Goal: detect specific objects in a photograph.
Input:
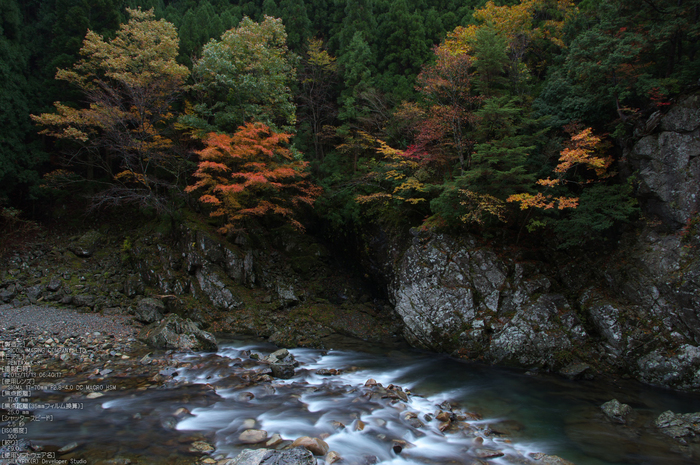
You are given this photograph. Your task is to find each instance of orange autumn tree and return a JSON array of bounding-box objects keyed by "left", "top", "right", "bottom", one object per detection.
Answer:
[{"left": 186, "top": 122, "right": 321, "bottom": 233}]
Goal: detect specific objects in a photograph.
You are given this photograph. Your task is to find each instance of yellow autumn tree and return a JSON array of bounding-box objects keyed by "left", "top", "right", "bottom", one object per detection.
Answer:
[
  {"left": 507, "top": 126, "right": 613, "bottom": 210},
  {"left": 446, "top": 0, "right": 575, "bottom": 55},
  {"left": 32, "top": 8, "right": 190, "bottom": 213}
]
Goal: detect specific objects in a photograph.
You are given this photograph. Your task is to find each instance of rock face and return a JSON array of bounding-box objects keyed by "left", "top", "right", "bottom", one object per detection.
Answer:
[
  {"left": 387, "top": 226, "right": 700, "bottom": 389},
  {"left": 390, "top": 232, "right": 587, "bottom": 371},
  {"left": 629, "top": 94, "right": 700, "bottom": 228},
  {"left": 138, "top": 314, "right": 217, "bottom": 352}
]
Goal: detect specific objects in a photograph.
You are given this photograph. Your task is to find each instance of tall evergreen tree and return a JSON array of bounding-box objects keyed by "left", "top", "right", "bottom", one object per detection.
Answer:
[{"left": 0, "top": 0, "right": 47, "bottom": 204}]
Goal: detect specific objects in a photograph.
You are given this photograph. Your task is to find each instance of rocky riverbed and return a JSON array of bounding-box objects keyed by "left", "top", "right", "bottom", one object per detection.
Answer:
[
  {"left": 4, "top": 303, "right": 700, "bottom": 464},
  {"left": 1, "top": 305, "right": 577, "bottom": 465}
]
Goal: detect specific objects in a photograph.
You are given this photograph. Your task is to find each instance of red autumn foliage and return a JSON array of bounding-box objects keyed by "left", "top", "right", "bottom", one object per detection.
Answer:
[
  {"left": 413, "top": 46, "right": 481, "bottom": 174},
  {"left": 186, "top": 122, "right": 322, "bottom": 232}
]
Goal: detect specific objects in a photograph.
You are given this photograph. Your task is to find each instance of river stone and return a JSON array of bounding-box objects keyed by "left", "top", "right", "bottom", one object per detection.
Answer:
[
  {"left": 436, "top": 411, "right": 451, "bottom": 422},
  {"left": 189, "top": 441, "right": 215, "bottom": 452},
  {"left": 239, "top": 429, "right": 268, "bottom": 444},
  {"left": 473, "top": 448, "right": 504, "bottom": 459},
  {"left": 224, "top": 447, "right": 315, "bottom": 465},
  {"left": 242, "top": 418, "right": 257, "bottom": 429},
  {"left": 269, "top": 363, "right": 295, "bottom": 379},
  {"left": 291, "top": 436, "right": 329, "bottom": 456},
  {"left": 601, "top": 399, "right": 633, "bottom": 424},
  {"left": 138, "top": 313, "right": 218, "bottom": 352},
  {"left": 264, "top": 434, "right": 284, "bottom": 448},
  {"left": 134, "top": 297, "right": 165, "bottom": 324},
  {"left": 265, "top": 348, "right": 298, "bottom": 379},
  {"left": 655, "top": 410, "right": 700, "bottom": 440},
  {"left": 528, "top": 453, "right": 576, "bottom": 464}
]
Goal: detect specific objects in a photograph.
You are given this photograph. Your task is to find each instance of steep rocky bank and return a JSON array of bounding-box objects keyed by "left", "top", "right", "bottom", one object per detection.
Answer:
[
  {"left": 379, "top": 224, "right": 699, "bottom": 390},
  {"left": 361, "top": 93, "right": 700, "bottom": 391}
]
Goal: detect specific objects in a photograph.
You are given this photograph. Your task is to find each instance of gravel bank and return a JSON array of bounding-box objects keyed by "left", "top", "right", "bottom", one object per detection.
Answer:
[{"left": 0, "top": 303, "right": 139, "bottom": 338}]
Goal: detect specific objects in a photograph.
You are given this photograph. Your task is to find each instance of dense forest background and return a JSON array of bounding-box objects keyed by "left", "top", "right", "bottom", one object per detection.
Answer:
[{"left": 1, "top": 0, "right": 698, "bottom": 250}]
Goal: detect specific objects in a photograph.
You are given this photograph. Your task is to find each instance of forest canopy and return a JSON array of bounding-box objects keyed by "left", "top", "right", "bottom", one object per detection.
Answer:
[{"left": 4, "top": 0, "right": 699, "bottom": 247}]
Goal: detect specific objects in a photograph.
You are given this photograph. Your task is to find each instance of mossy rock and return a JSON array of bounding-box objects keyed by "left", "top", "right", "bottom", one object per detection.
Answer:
[{"left": 68, "top": 230, "right": 103, "bottom": 258}]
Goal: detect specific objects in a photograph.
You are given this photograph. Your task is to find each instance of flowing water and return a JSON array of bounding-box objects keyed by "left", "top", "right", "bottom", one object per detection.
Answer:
[{"left": 22, "top": 336, "right": 700, "bottom": 464}]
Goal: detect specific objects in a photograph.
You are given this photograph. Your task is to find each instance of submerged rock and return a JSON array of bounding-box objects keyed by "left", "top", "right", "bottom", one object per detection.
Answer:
[
  {"left": 601, "top": 399, "right": 633, "bottom": 424},
  {"left": 138, "top": 314, "right": 217, "bottom": 352},
  {"left": 560, "top": 363, "right": 592, "bottom": 380}
]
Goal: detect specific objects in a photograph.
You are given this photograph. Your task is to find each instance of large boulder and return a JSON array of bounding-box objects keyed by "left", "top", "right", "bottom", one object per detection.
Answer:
[
  {"left": 223, "top": 447, "right": 315, "bottom": 465},
  {"left": 655, "top": 410, "right": 700, "bottom": 442},
  {"left": 68, "top": 230, "right": 103, "bottom": 258},
  {"left": 601, "top": 399, "right": 633, "bottom": 424},
  {"left": 138, "top": 314, "right": 217, "bottom": 352}
]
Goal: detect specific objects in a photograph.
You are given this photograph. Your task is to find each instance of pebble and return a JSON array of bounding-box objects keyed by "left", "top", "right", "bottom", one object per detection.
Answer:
[
  {"left": 58, "top": 442, "right": 79, "bottom": 453},
  {"left": 264, "top": 434, "right": 284, "bottom": 448},
  {"left": 189, "top": 441, "right": 215, "bottom": 453},
  {"left": 239, "top": 429, "right": 268, "bottom": 444},
  {"left": 242, "top": 418, "right": 257, "bottom": 429},
  {"left": 474, "top": 448, "right": 504, "bottom": 459},
  {"left": 291, "top": 436, "right": 330, "bottom": 456}
]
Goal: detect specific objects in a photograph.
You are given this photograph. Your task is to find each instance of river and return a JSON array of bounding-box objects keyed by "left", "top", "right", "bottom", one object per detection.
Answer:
[{"left": 22, "top": 336, "right": 700, "bottom": 465}]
